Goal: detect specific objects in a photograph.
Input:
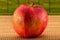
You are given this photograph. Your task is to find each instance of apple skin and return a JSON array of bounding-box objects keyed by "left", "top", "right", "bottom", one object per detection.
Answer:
[{"left": 13, "top": 4, "right": 48, "bottom": 37}]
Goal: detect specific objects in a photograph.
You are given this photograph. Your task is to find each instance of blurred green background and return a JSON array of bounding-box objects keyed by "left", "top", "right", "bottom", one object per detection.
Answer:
[{"left": 0, "top": 0, "right": 60, "bottom": 15}]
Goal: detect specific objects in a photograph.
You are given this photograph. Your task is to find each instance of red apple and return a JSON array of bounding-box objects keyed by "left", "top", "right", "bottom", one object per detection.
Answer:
[{"left": 13, "top": 4, "right": 48, "bottom": 37}]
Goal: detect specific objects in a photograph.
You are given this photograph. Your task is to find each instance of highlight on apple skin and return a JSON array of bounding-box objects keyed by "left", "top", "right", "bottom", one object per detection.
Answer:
[{"left": 13, "top": 4, "right": 48, "bottom": 38}]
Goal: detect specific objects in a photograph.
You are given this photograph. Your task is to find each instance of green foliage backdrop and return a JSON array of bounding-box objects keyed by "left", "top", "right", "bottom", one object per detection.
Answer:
[{"left": 0, "top": 0, "right": 60, "bottom": 15}]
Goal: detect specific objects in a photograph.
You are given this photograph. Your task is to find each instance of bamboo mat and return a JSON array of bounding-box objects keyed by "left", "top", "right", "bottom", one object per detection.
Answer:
[{"left": 0, "top": 15, "right": 60, "bottom": 40}]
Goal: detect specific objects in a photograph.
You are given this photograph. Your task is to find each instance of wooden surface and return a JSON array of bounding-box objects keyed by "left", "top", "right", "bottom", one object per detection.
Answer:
[{"left": 0, "top": 15, "right": 60, "bottom": 40}]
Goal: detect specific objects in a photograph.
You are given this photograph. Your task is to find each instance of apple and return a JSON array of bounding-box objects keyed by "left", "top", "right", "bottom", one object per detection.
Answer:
[{"left": 13, "top": 4, "right": 48, "bottom": 37}]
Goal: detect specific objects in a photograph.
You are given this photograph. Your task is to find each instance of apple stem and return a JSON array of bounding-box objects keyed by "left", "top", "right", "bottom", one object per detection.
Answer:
[{"left": 32, "top": 0, "right": 35, "bottom": 7}]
